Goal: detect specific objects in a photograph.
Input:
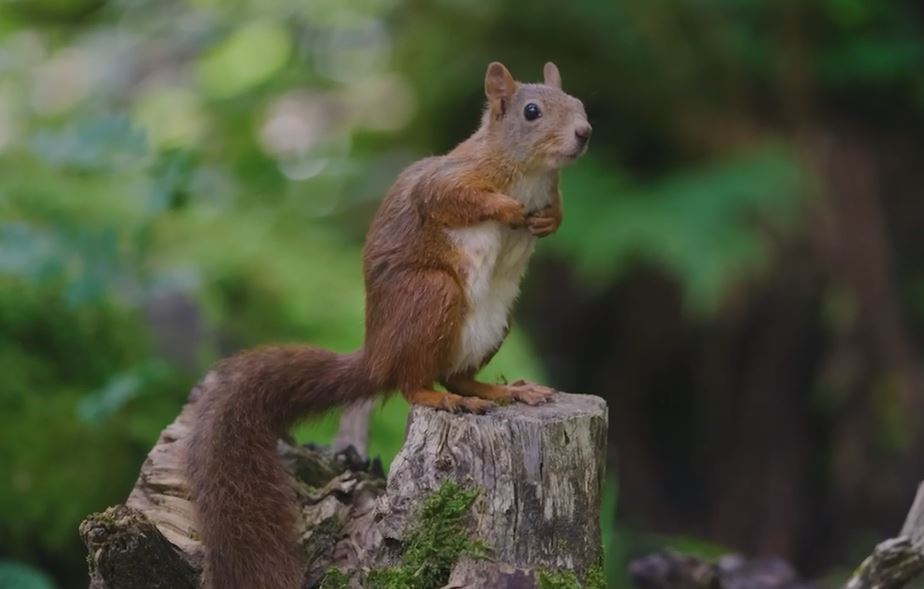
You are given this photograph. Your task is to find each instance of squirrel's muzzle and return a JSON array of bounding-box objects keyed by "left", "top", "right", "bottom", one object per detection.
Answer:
[{"left": 575, "top": 123, "right": 592, "bottom": 148}]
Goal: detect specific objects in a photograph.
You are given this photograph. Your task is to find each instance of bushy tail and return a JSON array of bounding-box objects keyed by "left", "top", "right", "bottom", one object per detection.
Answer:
[{"left": 186, "top": 346, "right": 376, "bottom": 589}]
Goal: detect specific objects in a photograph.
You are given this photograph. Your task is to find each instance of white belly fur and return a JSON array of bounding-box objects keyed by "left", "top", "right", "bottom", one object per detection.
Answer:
[{"left": 446, "top": 173, "right": 554, "bottom": 374}]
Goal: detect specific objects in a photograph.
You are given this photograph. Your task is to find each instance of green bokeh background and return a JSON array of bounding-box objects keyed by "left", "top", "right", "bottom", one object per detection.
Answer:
[{"left": 1, "top": 0, "right": 923, "bottom": 587}]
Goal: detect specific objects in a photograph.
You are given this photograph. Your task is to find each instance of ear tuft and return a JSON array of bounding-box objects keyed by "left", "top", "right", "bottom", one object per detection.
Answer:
[
  {"left": 543, "top": 61, "right": 562, "bottom": 89},
  {"left": 485, "top": 61, "right": 516, "bottom": 115}
]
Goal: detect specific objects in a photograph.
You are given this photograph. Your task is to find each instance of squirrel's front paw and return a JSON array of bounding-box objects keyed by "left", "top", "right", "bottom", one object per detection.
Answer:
[
  {"left": 495, "top": 198, "right": 527, "bottom": 229},
  {"left": 525, "top": 206, "right": 561, "bottom": 237}
]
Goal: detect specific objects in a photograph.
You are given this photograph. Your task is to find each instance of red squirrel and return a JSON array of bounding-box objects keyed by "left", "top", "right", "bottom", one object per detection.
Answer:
[{"left": 186, "top": 61, "right": 591, "bottom": 589}]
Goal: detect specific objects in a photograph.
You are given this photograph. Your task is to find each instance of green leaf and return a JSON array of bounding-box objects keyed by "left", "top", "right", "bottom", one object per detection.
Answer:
[
  {"left": 197, "top": 21, "right": 293, "bottom": 98},
  {"left": 29, "top": 115, "right": 150, "bottom": 172}
]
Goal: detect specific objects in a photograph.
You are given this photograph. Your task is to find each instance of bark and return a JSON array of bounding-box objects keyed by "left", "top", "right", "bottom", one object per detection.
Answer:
[
  {"left": 377, "top": 392, "right": 609, "bottom": 586},
  {"left": 842, "top": 538, "right": 924, "bottom": 589},
  {"left": 79, "top": 400, "right": 385, "bottom": 589},
  {"left": 334, "top": 399, "right": 375, "bottom": 458},
  {"left": 843, "top": 482, "right": 924, "bottom": 589},
  {"left": 900, "top": 482, "right": 924, "bottom": 544},
  {"left": 79, "top": 392, "right": 608, "bottom": 588}
]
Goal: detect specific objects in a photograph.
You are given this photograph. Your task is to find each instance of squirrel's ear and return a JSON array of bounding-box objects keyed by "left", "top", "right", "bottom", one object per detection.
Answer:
[
  {"left": 543, "top": 62, "right": 562, "bottom": 89},
  {"left": 485, "top": 61, "right": 516, "bottom": 116}
]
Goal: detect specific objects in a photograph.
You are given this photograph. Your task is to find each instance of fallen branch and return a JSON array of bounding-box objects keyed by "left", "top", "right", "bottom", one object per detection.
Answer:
[{"left": 843, "top": 482, "right": 924, "bottom": 589}]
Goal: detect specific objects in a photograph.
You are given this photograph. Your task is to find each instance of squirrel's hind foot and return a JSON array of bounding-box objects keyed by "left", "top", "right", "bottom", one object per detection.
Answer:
[
  {"left": 440, "top": 376, "right": 554, "bottom": 406},
  {"left": 403, "top": 389, "right": 496, "bottom": 414}
]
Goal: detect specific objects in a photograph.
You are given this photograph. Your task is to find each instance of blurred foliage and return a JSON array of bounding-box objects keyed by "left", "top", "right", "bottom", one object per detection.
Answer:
[
  {"left": 554, "top": 147, "right": 805, "bottom": 313},
  {"left": 0, "top": 0, "right": 922, "bottom": 587},
  {"left": 0, "top": 561, "right": 55, "bottom": 589}
]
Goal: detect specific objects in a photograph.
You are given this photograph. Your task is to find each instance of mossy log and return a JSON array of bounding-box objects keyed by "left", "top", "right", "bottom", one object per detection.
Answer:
[
  {"left": 80, "top": 391, "right": 609, "bottom": 588},
  {"left": 79, "top": 399, "right": 385, "bottom": 589}
]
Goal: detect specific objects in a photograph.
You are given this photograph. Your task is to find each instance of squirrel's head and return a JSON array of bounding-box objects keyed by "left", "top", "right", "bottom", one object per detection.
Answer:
[{"left": 481, "top": 61, "right": 591, "bottom": 172}]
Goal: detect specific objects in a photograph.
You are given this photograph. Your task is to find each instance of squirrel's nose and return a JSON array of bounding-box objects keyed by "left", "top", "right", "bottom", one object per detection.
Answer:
[{"left": 575, "top": 124, "right": 592, "bottom": 146}]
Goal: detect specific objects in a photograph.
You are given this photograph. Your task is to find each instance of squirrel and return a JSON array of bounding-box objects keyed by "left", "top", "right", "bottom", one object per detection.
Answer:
[{"left": 186, "top": 61, "right": 591, "bottom": 589}]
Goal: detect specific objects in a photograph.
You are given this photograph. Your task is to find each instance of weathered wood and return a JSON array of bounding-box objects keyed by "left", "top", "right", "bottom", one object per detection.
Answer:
[
  {"left": 841, "top": 482, "right": 924, "bottom": 589},
  {"left": 334, "top": 399, "right": 375, "bottom": 458},
  {"left": 81, "top": 505, "right": 198, "bottom": 589},
  {"left": 122, "top": 404, "right": 202, "bottom": 563},
  {"left": 80, "top": 391, "right": 608, "bottom": 588},
  {"left": 900, "top": 482, "right": 924, "bottom": 545},
  {"left": 374, "top": 392, "right": 608, "bottom": 586},
  {"left": 79, "top": 398, "right": 385, "bottom": 589},
  {"left": 843, "top": 538, "right": 924, "bottom": 589}
]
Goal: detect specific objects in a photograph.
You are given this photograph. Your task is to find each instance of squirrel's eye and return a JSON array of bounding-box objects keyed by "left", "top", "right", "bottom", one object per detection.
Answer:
[{"left": 523, "top": 103, "right": 541, "bottom": 121}]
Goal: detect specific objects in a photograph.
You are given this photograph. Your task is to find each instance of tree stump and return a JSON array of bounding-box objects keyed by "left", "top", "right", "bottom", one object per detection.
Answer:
[
  {"left": 79, "top": 391, "right": 608, "bottom": 588},
  {"left": 375, "top": 392, "right": 608, "bottom": 587}
]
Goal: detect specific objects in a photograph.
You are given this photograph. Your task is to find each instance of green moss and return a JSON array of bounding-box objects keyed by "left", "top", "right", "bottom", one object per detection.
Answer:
[
  {"left": 538, "top": 569, "right": 582, "bottom": 589},
  {"left": 319, "top": 567, "right": 350, "bottom": 589},
  {"left": 302, "top": 515, "right": 344, "bottom": 564},
  {"left": 365, "top": 481, "right": 486, "bottom": 589},
  {"left": 584, "top": 559, "right": 607, "bottom": 589},
  {"left": 537, "top": 556, "right": 606, "bottom": 589}
]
